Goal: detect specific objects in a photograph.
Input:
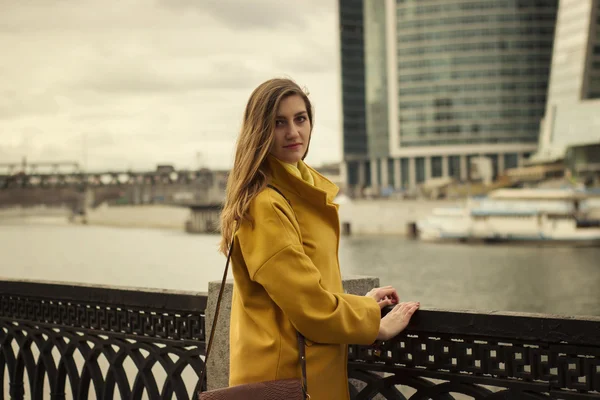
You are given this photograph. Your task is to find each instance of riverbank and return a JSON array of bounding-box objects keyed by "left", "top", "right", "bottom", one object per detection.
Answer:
[
  {"left": 2, "top": 200, "right": 457, "bottom": 235},
  {"left": 338, "top": 199, "right": 461, "bottom": 235},
  {"left": 81, "top": 203, "right": 190, "bottom": 231},
  {"left": 82, "top": 200, "right": 453, "bottom": 235},
  {"left": 0, "top": 206, "right": 71, "bottom": 226}
]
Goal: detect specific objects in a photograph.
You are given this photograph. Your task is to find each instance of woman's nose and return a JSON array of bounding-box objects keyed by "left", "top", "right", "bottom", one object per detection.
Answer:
[{"left": 285, "top": 124, "right": 300, "bottom": 139}]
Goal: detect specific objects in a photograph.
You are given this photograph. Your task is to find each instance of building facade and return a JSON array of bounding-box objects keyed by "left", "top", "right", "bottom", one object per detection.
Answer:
[
  {"left": 339, "top": 0, "right": 368, "bottom": 162},
  {"left": 338, "top": 0, "right": 559, "bottom": 195},
  {"left": 532, "top": 0, "right": 600, "bottom": 167}
]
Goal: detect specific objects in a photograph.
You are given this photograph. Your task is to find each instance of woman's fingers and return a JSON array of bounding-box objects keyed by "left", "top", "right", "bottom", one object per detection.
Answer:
[
  {"left": 379, "top": 301, "right": 420, "bottom": 340},
  {"left": 388, "top": 289, "right": 400, "bottom": 302},
  {"left": 367, "top": 286, "right": 400, "bottom": 301},
  {"left": 368, "top": 287, "right": 412, "bottom": 312},
  {"left": 378, "top": 297, "right": 394, "bottom": 307},
  {"left": 392, "top": 301, "right": 419, "bottom": 316},
  {"left": 376, "top": 287, "right": 399, "bottom": 301},
  {"left": 403, "top": 303, "right": 419, "bottom": 318}
]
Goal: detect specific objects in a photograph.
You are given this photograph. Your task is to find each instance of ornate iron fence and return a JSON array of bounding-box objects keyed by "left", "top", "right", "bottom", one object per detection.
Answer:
[
  {"left": 2, "top": 279, "right": 599, "bottom": 399},
  {"left": 0, "top": 280, "right": 207, "bottom": 400},
  {"left": 349, "top": 309, "right": 600, "bottom": 399}
]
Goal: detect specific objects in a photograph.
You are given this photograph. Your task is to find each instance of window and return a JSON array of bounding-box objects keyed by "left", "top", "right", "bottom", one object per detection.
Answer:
[
  {"left": 449, "top": 156, "right": 461, "bottom": 179},
  {"left": 431, "top": 156, "right": 443, "bottom": 177},
  {"left": 415, "top": 157, "right": 426, "bottom": 183},
  {"left": 401, "top": 158, "right": 410, "bottom": 188}
]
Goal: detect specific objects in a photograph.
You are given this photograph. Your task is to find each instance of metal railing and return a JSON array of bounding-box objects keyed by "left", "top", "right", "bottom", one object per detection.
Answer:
[
  {"left": 1, "top": 279, "right": 599, "bottom": 399},
  {"left": 349, "top": 308, "right": 600, "bottom": 399},
  {"left": 0, "top": 280, "right": 207, "bottom": 400}
]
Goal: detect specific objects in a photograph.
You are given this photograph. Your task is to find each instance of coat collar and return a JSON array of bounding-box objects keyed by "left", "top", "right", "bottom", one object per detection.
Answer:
[{"left": 266, "top": 154, "right": 339, "bottom": 205}]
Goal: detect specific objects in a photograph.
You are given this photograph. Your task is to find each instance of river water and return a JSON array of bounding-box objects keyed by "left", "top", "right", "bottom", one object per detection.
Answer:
[{"left": 1, "top": 219, "right": 598, "bottom": 317}]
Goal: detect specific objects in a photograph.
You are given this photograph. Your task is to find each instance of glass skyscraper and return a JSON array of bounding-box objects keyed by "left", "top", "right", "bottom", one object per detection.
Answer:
[
  {"left": 339, "top": 0, "right": 368, "bottom": 187},
  {"left": 338, "top": 0, "right": 559, "bottom": 194}
]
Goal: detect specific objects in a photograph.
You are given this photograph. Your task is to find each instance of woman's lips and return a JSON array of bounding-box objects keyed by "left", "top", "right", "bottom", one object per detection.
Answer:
[{"left": 284, "top": 143, "right": 302, "bottom": 149}]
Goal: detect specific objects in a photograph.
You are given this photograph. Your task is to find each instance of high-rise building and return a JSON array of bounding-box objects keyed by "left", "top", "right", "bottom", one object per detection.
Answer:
[
  {"left": 338, "top": 0, "right": 559, "bottom": 194},
  {"left": 532, "top": 0, "right": 600, "bottom": 169},
  {"left": 339, "top": 0, "right": 368, "bottom": 161}
]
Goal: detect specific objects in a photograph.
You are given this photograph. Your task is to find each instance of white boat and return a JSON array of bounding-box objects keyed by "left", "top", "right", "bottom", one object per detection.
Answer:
[{"left": 416, "top": 188, "right": 600, "bottom": 245}]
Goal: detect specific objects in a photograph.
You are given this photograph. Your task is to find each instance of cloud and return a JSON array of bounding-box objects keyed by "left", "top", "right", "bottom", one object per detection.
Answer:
[
  {"left": 82, "top": 131, "right": 116, "bottom": 148},
  {"left": 71, "top": 66, "right": 205, "bottom": 95},
  {"left": 69, "top": 56, "right": 269, "bottom": 95},
  {"left": 0, "top": 0, "right": 201, "bottom": 33},
  {"left": 0, "top": 90, "right": 62, "bottom": 119},
  {"left": 158, "top": 0, "right": 330, "bottom": 31},
  {"left": 0, "top": 0, "right": 342, "bottom": 171}
]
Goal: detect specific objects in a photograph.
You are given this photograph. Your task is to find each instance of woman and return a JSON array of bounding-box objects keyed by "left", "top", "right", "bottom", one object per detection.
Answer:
[{"left": 219, "top": 78, "right": 419, "bottom": 400}]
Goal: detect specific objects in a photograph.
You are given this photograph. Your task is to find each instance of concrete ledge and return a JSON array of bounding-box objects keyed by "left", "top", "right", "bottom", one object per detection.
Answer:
[{"left": 205, "top": 275, "right": 380, "bottom": 390}]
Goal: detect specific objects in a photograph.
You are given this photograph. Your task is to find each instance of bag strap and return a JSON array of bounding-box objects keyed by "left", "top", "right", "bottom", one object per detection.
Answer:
[
  {"left": 199, "top": 184, "right": 308, "bottom": 399},
  {"left": 198, "top": 231, "right": 234, "bottom": 392}
]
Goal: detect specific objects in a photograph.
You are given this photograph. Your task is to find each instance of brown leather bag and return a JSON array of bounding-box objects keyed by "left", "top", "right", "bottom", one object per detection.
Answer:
[{"left": 198, "top": 185, "right": 309, "bottom": 399}]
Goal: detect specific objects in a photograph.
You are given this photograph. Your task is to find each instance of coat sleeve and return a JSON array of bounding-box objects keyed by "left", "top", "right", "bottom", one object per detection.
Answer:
[{"left": 237, "top": 191, "right": 381, "bottom": 345}]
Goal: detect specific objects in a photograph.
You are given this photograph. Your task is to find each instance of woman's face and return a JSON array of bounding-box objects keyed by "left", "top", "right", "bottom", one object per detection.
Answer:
[{"left": 269, "top": 94, "right": 311, "bottom": 165}]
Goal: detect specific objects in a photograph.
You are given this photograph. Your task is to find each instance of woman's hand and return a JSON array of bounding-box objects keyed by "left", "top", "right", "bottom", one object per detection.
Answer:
[
  {"left": 376, "top": 301, "right": 420, "bottom": 341},
  {"left": 365, "top": 286, "right": 399, "bottom": 309}
]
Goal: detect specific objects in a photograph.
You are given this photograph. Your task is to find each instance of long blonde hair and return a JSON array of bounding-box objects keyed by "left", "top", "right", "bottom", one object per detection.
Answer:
[{"left": 219, "top": 78, "right": 314, "bottom": 255}]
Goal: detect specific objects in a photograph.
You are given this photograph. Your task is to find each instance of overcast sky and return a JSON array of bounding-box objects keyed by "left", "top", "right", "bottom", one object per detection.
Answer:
[{"left": 0, "top": 0, "right": 342, "bottom": 172}]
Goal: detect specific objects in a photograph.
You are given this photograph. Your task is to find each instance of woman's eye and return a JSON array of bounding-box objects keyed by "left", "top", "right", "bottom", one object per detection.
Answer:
[
  {"left": 275, "top": 120, "right": 285, "bottom": 126},
  {"left": 297, "top": 116, "right": 306, "bottom": 123}
]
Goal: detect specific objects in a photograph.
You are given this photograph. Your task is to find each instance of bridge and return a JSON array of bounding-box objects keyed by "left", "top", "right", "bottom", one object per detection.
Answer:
[
  {"left": 0, "top": 160, "right": 225, "bottom": 189},
  {"left": 0, "top": 160, "right": 80, "bottom": 176},
  {"left": 0, "top": 160, "right": 228, "bottom": 213}
]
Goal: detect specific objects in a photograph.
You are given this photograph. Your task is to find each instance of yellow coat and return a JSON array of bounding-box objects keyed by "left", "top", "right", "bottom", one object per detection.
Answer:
[{"left": 229, "top": 155, "right": 381, "bottom": 400}]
